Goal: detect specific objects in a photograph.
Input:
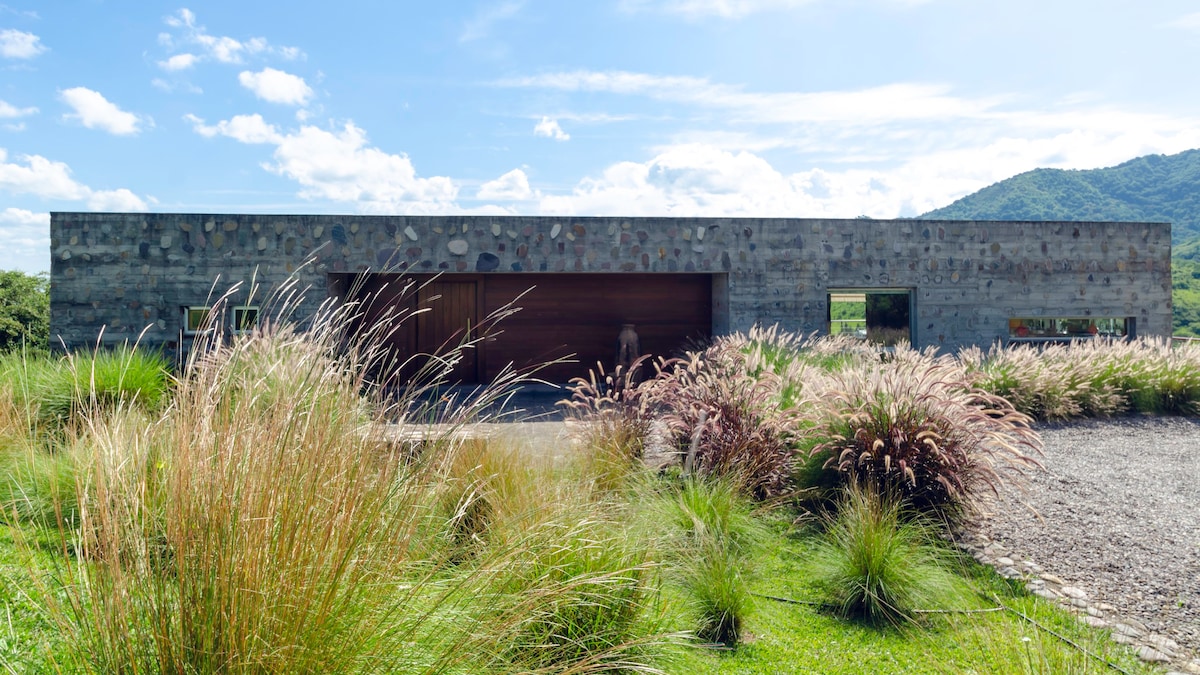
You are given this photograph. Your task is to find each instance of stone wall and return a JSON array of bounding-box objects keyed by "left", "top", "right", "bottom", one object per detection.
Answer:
[{"left": 49, "top": 213, "right": 1172, "bottom": 354}]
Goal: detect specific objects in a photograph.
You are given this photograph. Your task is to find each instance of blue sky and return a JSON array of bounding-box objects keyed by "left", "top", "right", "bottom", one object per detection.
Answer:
[{"left": 3, "top": 1, "right": 1200, "bottom": 273}]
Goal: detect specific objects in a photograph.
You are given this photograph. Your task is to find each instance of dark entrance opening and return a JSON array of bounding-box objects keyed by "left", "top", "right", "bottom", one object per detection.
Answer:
[{"left": 335, "top": 273, "right": 714, "bottom": 384}]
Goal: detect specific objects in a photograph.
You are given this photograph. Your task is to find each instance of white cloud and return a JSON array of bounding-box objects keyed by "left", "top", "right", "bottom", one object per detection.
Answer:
[
  {"left": 86, "top": 188, "right": 149, "bottom": 212},
  {"left": 0, "top": 207, "right": 47, "bottom": 227},
  {"left": 503, "top": 67, "right": 1200, "bottom": 216},
  {"left": 1164, "top": 11, "right": 1200, "bottom": 31},
  {"left": 151, "top": 77, "right": 202, "bottom": 94},
  {"left": 59, "top": 87, "right": 148, "bottom": 136},
  {"left": 185, "top": 113, "right": 282, "bottom": 144},
  {"left": 186, "top": 116, "right": 458, "bottom": 213},
  {"left": 533, "top": 116, "right": 570, "bottom": 141},
  {"left": 0, "top": 28, "right": 45, "bottom": 58},
  {"left": 238, "top": 67, "right": 314, "bottom": 106},
  {"left": 165, "top": 8, "right": 196, "bottom": 28},
  {"left": 460, "top": 1, "right": 525, "bottom": 42},
  {"left": 0, "top": 148, "right": 148, "bottom": 210},
  {"left": 160, "top": 8, "right": 304, "bottom": 66},
  {"left": 540, "top": 125, "right": 1200, "bottom": 218},
  {"left": 0, "top": 208, "right": 49, "bottom": 273},
  {"left": 158, "top": 52, "right": 198, "bottom": 71},
  {"left": 478, "top": 168, "right": 535, "bottom": 200},
  {"left": 501, "top": 71, "right": 998, "bottom": 125},
  {"left": 0, "top": 99, "right": 36, "bottom": 119}
]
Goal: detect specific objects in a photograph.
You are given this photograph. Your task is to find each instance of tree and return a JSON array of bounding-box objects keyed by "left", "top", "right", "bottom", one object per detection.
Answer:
[{"left": 0, "top": 270, "right": 50, "bottom": 352}]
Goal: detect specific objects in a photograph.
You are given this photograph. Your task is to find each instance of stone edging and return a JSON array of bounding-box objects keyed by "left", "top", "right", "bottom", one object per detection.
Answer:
[{"left": 956, "top": 529, "right": 1200, "bottom": 674}]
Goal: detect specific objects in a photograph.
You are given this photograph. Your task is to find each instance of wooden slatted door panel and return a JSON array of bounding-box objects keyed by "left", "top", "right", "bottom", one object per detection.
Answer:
[
  {"left": 482, "top": 274, "right": 712, "bottom": 382},
  {"left": 417, "top": 280, "right": 479, "bottom": 383},
  {"left": 344, "top": 274, "right": 417, "bottom": 356}
]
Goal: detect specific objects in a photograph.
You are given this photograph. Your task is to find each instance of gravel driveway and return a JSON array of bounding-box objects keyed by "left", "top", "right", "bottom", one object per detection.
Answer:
[{"left": 974, "top": 417, "right": 1200, "bottom": 658}]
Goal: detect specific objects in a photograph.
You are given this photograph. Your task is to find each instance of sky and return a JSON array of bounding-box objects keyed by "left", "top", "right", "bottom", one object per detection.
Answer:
[{"left": 3, "top": 1, "right": 1200, "bottom": 273}]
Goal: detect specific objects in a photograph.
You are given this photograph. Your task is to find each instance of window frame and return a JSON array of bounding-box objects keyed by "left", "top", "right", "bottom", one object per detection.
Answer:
[
  {"left": 232, "top": 305, "right": 260, "bottom": 335},
  {"left": 182, "top": 306, "right": 212, "bottom": 336}
]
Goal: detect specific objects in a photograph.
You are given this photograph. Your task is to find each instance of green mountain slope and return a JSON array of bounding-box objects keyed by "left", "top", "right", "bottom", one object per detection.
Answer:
[
  {"left": 921, "top": 148, "right": 1200, "bottom": 336},
  {"left": 924, "top": 149, "right": 1200, "bottom": 242}
]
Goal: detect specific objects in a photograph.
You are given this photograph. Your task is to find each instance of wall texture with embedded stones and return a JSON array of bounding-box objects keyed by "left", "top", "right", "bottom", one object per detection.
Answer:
[{"left": 49, "top": 213, "right": 1172, "bottom": 356}]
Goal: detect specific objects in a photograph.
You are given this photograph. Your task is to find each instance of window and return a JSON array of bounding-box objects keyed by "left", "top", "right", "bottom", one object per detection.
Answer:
[
  {"left": 183, "top": 306, "right": 211, "bottom": 335},
  {"left": 1008, "top": 316, "right": 1130, "bottom": 339},
  {"left": 828, "top": 289, "right": 912, "bottom": 346},
  {"left": 232, "top": 306, "right": 260, "bottom": 334}
]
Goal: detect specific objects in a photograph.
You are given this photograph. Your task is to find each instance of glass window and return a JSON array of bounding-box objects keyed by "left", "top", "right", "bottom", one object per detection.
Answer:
[
  {"left": 232, "top": 306, "right": 260, "bottom": 334},
  {"left": 1008, "top": 317, "right": 1128, "bottom": 339},
  {"left": 183, "top": 306, "right": 211, "bottom": 335}
]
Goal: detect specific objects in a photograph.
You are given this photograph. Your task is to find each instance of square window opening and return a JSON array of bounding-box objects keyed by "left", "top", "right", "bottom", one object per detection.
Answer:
[
  {"left": 233, "top": 306, "right": 260, "bottom": 334},
  {"left": 183, "top": 306, "right": 212, "bottom": 335},
  {"left": 828, "top": 289, "right": 912, "bottom": 346}
]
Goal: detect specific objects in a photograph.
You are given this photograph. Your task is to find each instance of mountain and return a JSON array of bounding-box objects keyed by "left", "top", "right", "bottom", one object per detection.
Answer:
[
  {"left": 921, "top": 148, "right": 1200, "bottom": 336},
  {"left": 923, "top": 149, "right": 1200, "bottom": 242}
]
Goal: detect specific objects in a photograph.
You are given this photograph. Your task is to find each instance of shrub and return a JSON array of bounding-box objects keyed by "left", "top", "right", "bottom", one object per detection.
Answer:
[
  {"left": 809, "top": 484, "right": 961, "bottom": 625},
  {"left": 806, "top": 357, "right": 1041, "bottom": 524}
]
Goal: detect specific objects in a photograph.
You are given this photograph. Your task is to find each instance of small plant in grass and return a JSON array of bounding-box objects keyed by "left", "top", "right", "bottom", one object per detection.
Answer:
[
  {"left": 809, "top": 483, "right": 962, "bottom": 626},
  {"left": 650, "top": 477, "right": 768, "bottom": 647},
  {"left": 685, "top": 537, "right": 748, "bottom": 646},
  {"left": 806, "top": 357, "right": 1042, "bottom": 525}
]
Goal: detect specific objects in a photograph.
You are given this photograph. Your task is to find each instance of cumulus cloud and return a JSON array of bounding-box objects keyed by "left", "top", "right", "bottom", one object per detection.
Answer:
[
  {"left": 158, "top": 52, "right": 198, "bottom": 71},
  {"left": 477, "top": 168, "right": 535, "bottom": 201},
  {"left": 0, "top": 148, "right": 149, "bottom": 211},
  {"left": 536, "top": 120, "right": 1200, "bottom": 219},
  {"left": 185, "top": 115, "right": 458, "bottom": 213},
  {"left": 158, "top": 8, "right": 304, "bottom": 67},
  {"left": 502, "top": 67, "right": 1200, "bottom": 216},
  {"left": 0, "top": 28, "right": 45, "bottom": 58},
  {"left": 0, "top": 99, "right": 36, "bottom": 119},
  {"left": 533, "top": 116, "right": 570, "bottom": 141},
  {"left": 238, "top": 67, "right": 314, "bottom": 106},
  {"left": 59, "top": 87, "right": 148, "bottom": 135},
  {"left": 185, "top": 113, "right": 282, "bottom": 144},
  {"left": 0, "top": 208, "right": 50, "bottom": 273}
]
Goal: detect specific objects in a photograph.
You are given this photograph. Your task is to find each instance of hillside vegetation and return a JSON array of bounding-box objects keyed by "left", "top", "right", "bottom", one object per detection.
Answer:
[{"left": 922, "top": 148, "right": 1200, "bottom": 336}]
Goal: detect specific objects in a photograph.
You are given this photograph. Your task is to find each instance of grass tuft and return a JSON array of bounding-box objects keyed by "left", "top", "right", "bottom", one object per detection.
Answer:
[{"left": 809, "top": 484, "right": 962, "bottom": 626}]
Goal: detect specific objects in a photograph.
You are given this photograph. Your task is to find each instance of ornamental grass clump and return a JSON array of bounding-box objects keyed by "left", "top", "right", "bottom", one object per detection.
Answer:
[
  {"left": 562, "top": 358, "right": 657, "bottom": 493},
  {"left": 0, "top": 345, "right": 171, "bottom": 432},
  {"left": 30, "top": 287, "right": 525, "bottom": 673},
  {"left": 961, "top": 337, "right": 1200, "bottom": 420},
  {"left": 651, "top": 343, "right": 808, "bottom": 500},
  {"left": 644, "top": 477, "right": 768, "bottom": 647},
  {"left": 806, "top": 357, "right": 1041, "bottom": 525},
  {"left": 488, "top": 511, "right": 660, "bottom": 673},
  {"left": 809, "top": 483, "right": 961, "bottom": 626}
]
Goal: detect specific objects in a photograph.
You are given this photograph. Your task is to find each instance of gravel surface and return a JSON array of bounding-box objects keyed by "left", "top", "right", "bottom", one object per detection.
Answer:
[{"left": 974, "top": 417, "right": 1200, "bottom": 658}]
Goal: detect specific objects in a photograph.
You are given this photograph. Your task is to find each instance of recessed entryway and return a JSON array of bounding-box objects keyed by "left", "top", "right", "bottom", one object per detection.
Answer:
[{"left": 336, "top": 273, "right": 717, "bottom": 384}]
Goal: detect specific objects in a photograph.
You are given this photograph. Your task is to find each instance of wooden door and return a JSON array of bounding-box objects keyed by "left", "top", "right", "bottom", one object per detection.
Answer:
[{"left": 417, "top": 280, "right": 479, "bottom": 383}]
